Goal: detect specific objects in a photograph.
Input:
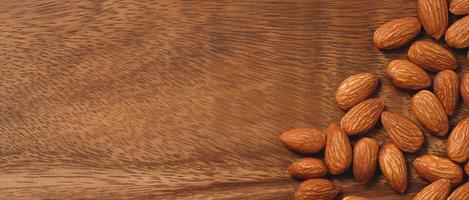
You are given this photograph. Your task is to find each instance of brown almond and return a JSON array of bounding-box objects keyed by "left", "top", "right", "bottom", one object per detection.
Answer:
[
  {"left": 325, "top": 123, "right": 352, "bottom": 175},
  {"left": 353, "top": 137, "right": 379, "bottom": 184},
  {"left": 343, "top": 196, "right": 370, "bottom": 200},
  {"left": 448, "top": 182, "right": 469, "bottom": 200},
  {"left": 379, "top": 143, "right": 407, "bottom": 193},
  {"left": 461, "top": 73, "right": 469, "bottom": 105},
  {"left": 341, "top": 98, "right": 384, "bottom": 136},
  {"left": 413, "top": 154, "right": 463, "bottom": 185},
  {"left": 408, "top": 40, "right": 458, "bottom": 72},
  {"left": 279, "top": 128, "right": 326, "bottom": 154},
  {"left": 447, "top": 118, "right": 469, "bottom": 163},
  {"left": 413, "top": 179, "right": 451, "bottom": 200},
  {"left": 446, "top": 15, "right": 469, "bottom": 48},
  {"left": 418, "top": 0, "right": 448, "bottom": 40},
  {"left": 294, "top": 178, "right": 340, "bottom": 200},
  {"left": 434, "top": 70, "right": 459, "bottom": 116},
  {"left": 288, "top": 158, "right": 328, "bottom": 180},
  {"left": 386, "top": 59, "right": 431, "bottom": 90},
  {"left": 450, "top": 0, "right": 469, "bottom": 15},
  {"left": 411, "top": 90, "right": 448, "bottom": 136},
  {"left": 381, "top": 111, "right": 424, "bottom": 153},
  {"left": 335, "top": 73, "right": 379, "bottom": 110},
  {"left": 373, "top": 17, "right": 421, "bottom": 49}
]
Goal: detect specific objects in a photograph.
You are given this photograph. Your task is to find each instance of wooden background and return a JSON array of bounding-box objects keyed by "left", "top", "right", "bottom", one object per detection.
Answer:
[{"left": 0, "top": 0, "right": 467, "bottom": 199}]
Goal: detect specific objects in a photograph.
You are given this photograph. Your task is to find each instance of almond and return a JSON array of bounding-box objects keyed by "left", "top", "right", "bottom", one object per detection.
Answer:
[
  {"left": 448, "top": 182, "right": 469, "bottom": 200},
  {"left": 408, "top": 40, "right": 458, "bottom": 72},
  {"left": 294, "top": 178, "right": 340, "bottom": 200},
  {"left": 413, "top": 179, "right": 451, "bottom": 200},
  {"left": 413, "top": 154, "right": 463, "bottom": 185},
  {"left": 445, "top": 15, "right": 469, "bottom": 48},
  {"left": 373, "top": 17, "right": 421, "bottom": 49},
  {"left": 325, "top": 123, "right": 352, "bottom": 175},
  {"left": 341, "top": 98, "right": 384, "bottom": 136},
  {"left": 353, "top": 137, "right": 379, "bottom": 184},
  {"left": 335, "top": 73, "right": 379, "bottom": 110},
  {"left": 450, "top": 0, "right": 469, "bottom": 15},
  {"left": 279, "top": 128, "right": 326, "bottom": 154},
  {"left": 386, "top": 59, "right": 431, "bottom": 90},
  {"left": 379, "top": 143, "right": 407, "bottom": 193},
  {"left": 433, "top": 70, "right": 459, "bottom": 116},
  {"left": 411, "top": 90, "right": 448, "bottom": 136},
  {"left": 381, "top": 111, "right": 424, "bottom": 153},
  {"left": 447, "top": 118, "right": 469, "bottom": 163},
  {"left": 418, "top": 0, "right": 448, "bottom": 40},
  {"left": 343, "top": 196, "right": 370, "bottom": 200},
  {"left": 461, "top": 73, "right": 469, "bottom": 105},
  {"left": 288, "top": 158, "right": 328, "bottom": 179}
]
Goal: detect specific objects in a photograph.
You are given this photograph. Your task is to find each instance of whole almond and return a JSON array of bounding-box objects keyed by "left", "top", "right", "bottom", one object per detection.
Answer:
[
  {"left": 279, "top": 128, "right": 326, "bottom": 154},
  {"left": 353, "top": 137, "right": 379, "bottom": 184},
  {"left": 413, "top": 154, "right": 463, "bottom": 185},
  {"left": 386, "top": 59, "right": 431, "bottom": 90},
  {"left": 411, "top": 90, "right": 448, "bottom": 136},
  {"left": 418, "top": 0, "right": 448, "bottom": 40},
  {"left": 343, "top": 196, "right": 370, "bottom": 200},
  {"left": 413, "top": 179, "right": 451, "bottom": 200},
  {"left": 447, "top": 118, "right": 469, "bottom": 163},
  {"left": 381, "top": 111, "right": 424, "bottom": 152},
  {"left": 461, "top": 73, "right": 469, "bottom": 105},
  {"left": 341, "top": 98, "right": 384, "bottom": 136},
  {"left": 408, "top": 40, "right": 458, "bottom": 72},
  {"left": 335, "top": 73, "right": 379, "bottom": 110},
  {"left": 450, "top": 0, "right": 469, "bottom": 15},
  {"left": 325, "top": 123, "right": 352, "bottom": 175},
  {"left": 294, "top": 178, "right": 340, "bottom": 200},
  {"left": 448, "top": 182, "right": 469, "bottom": 200},
  {"left": 433, "top": 70, "right": 459, "bottom": 116},
  {"left": 288, "top": 158, "right": 328, "bottom": 179},
  {"left": 379, "top": 143, "right": 407, "bottom": 193},
  {"left": 445, "top": 15, "right": 469, "bottom": 48},
  {"left": 373, "top": 17, "right": 421, "bottom": 49}
]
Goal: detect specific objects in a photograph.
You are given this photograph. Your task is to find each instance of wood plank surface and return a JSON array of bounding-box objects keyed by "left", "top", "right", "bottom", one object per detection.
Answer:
[{"left": 0, "top": 0, "right": 467, "bottom": 199}]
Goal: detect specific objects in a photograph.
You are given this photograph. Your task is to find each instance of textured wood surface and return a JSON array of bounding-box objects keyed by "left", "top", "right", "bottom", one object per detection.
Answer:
[{"left": 0, "top": 1, "right": 467, "bottom": 199}]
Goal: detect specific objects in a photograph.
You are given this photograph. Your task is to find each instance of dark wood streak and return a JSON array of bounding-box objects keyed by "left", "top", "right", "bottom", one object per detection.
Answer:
[{"left": 0, "top": 0, "right": 467, "bottom": 199}]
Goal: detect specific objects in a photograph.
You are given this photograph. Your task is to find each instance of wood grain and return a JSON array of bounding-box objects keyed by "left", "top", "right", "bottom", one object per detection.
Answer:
[{"left": 0, "top": 0, "right": 467, "bottom": 199}]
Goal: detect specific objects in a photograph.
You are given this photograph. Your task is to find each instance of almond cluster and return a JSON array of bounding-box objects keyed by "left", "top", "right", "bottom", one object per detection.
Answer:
[{"left": 279, "top": 1, "right": 469, "bottom": 199}]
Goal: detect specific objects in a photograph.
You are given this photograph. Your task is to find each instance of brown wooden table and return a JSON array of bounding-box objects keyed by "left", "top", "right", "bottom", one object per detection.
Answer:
[{"left": 1, "top": 1, "right": 467, "bottom": 199}]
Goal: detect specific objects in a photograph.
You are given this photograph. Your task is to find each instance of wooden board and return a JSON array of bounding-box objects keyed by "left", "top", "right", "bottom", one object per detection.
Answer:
[{"left": 0, "top": 1, "right": 467, "bottom": 199}]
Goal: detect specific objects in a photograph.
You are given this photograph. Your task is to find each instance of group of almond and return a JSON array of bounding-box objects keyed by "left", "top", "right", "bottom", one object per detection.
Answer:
[{"left": 279, "top": 0, "right": 469, "bottom": 199}]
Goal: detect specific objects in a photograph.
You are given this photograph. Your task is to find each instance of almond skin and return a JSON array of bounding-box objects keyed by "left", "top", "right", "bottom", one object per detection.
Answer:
[
  {"left": 411, "top": 90, "right": 448, "bottom": 136},
  {"left": 279, "top": 128, "right": 326, "bottom": 154},
  {"left": 288, "top": 158, "right": 328, "bottom": 180},
  {"left": 448, "top": 182, "right": 469, "bottom": 200},
  {"left": 353, "top": 137, "right": 379, "bottom": 184},
  {"left": 447, "top": 118, "right": 469, "bottom": 163},
  {"left": 381, "top": 111, "right": 424, "bottom": 153},
  {"left": 413, "top": 179, "right": 451, "bottom": 200},
  {"left": 446, "top": 15, "right": 469, "bottom": 48},
  {"left": 373, "top": 17, "right": 421, "bottom": 49},
  {"left": 343, "top": 196, "right": 370, "bottom": 200},
  {"left": 461, "top": 73, "right": 469, "bottom": 105},
  {"left": 408, "top": 40, "right": 458, "bottom": 72},
  {"left": 325, "top": 123, "right": 352, "bottom": 175},
  {"left": 386, "top": 59, "right": 431, "bottom": 90},
  {"left": 341, "top": 98, "right": 384, "bottom": 136},
  {"left": 418, "top": 0, "right": 448, "bottom": 40},
  {"left": 450, "top": 0, "right": 469, "bottom": 15},
  {"left": 335, "top": 73, "right": 379, "bottom": 110},
  {"left": 294, "top": 178, "right": 340, "bottom": 200},
  {"left": 379, "top": 143, "right": 407, "bottom": 193},
  {"left": 433, "top": 70, "right": 459, "bottom": 116},
  {"left": 413, "top": 154, "right": 463, "bottom": 185}
]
